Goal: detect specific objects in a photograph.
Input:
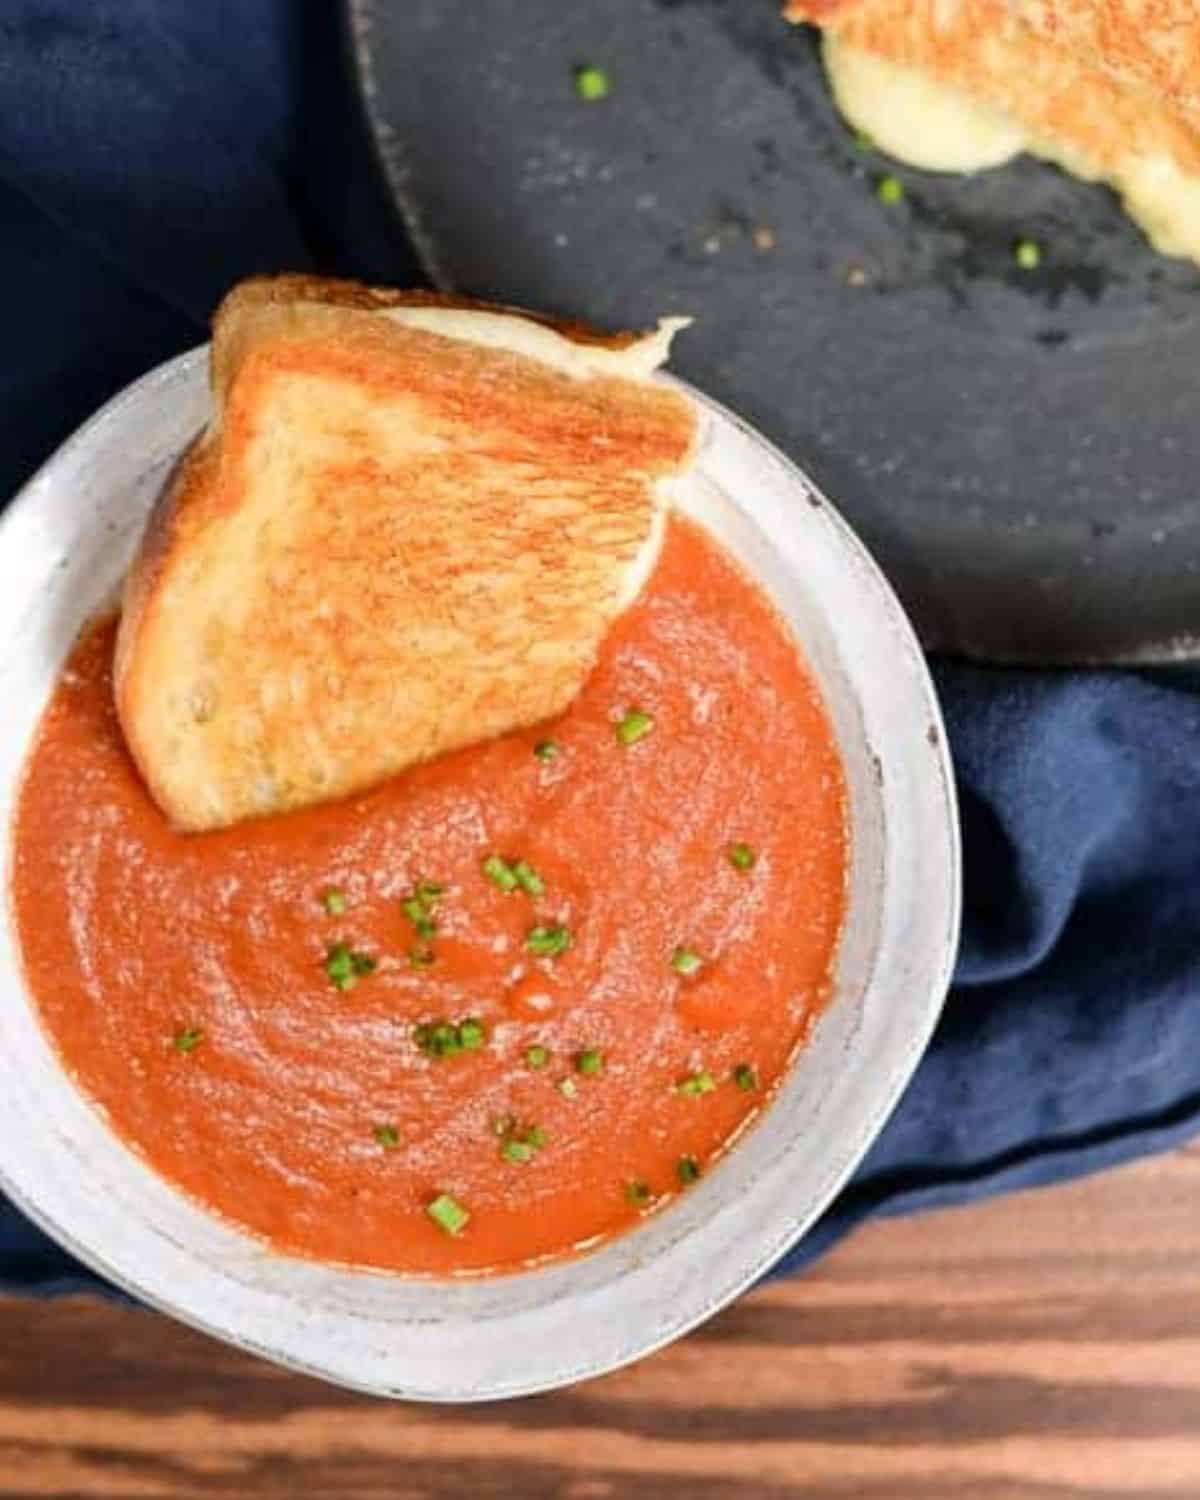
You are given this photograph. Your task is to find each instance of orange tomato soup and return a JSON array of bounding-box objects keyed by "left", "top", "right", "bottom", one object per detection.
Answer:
[{"left": 11, "top": 517, "right": 847, "bottom": 1275}]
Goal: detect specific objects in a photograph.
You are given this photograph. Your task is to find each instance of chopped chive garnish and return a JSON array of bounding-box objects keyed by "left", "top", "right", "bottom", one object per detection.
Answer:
[
  {"left": 676, "top": 1069, "right": 716, "bottom": 1097},
  {"left": 670, "top": 946, "right": 703, "bottom": 977},
  {"left": 482, "top": 854, "right": 519, "bottom": 892},
  {"left": 625, "top": 1179, "right": 651, "bottom": 1206},
  {"left": 409, "top": 944, "right": 435, "bottom": 969},
  {"left": 402, "top": 883, "right": 443, "bottom": 942},
  {"left": 534, "top": 739, "right": 560, "bottom": 761},
  {"left": 512, "top": 860, "right": 545, "bottom": 898},
  {"left": 728, "top": 842, "right": 756, "bottom": 872},
  {"left": 558, "top": 1077, "right": 578, "bottom": 1099},
  {"left": 172, "top": 1025, "right": 204, "bottom": 1054},
  {"left": 321, "top": 886, "right": 347, "bottom": 915},
  {"left": 733, "top": 1063, "right": 759, "bottom": 1092},
  {"left": 525, "top": 1043, "right": 550, "bottom": 1070},
  {"left": 497, "top": 1119, "right": 547, "bottom": 1163},
  {"left": 877, "top": 174, "right": 904, "bottom": 205},
  {"left": 458, "top": 1017, "right": 485, "bottom": 1051},
  {"left": 615, "top": 708, "right": 655, "bottom": 746},
  {"left": 576, "top": 1047, "right": 605, "bottom": 1076},
  {"left": 1014, "top": 237, "right": 1042, "bottom": 270},
  {"left": 575, "top": 64, "right": 610, "bottom": 101},
  {"left": 677, "top": 1155, "right": 701, "bottom": 1184},
  {"left": 414, "top": 1017, "right": 487, "bottom": 1059},
  {"left": 373, "top": 1123, "right": 400, "bottom": 1148},
  {"left": 324, "top": 942, "right": 376, "bottom": 991},
  {"left": 527, "top": 923, "right": 571, "bottom": 957},
  {"left": 427, "top": 1193, "right": 470, "bottom": 1236},
  {"left": 484, "top": 855, "right": 544, "bottom": 897}
]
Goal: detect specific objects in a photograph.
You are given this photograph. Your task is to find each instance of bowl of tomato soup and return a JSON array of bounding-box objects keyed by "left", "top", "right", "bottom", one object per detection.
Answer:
[{"left": 0, "top": 349, "right": 958, "bottom": 1398}]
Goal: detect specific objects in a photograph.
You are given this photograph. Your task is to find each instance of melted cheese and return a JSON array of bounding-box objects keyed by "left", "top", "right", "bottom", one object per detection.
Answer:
[
  {"left": 824, "top": 37, "right": 1026, "bottom": 172},
  {"left": 1118, "top": 153, "right": 1200, "bottom": 261},
  {"left": 382, "top": 306, "right": 691, "bottom": 381},
  {"left": 822, "top": 37, "right": 1200, "bottom": 267}
]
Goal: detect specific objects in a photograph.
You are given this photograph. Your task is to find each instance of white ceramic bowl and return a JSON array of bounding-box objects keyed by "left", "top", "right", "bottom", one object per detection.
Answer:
[{"left": 0, "top": 351, "right": 959, "bottom": 1399}]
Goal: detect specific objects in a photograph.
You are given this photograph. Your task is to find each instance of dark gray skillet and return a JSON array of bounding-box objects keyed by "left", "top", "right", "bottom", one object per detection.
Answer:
[{"left": 343, "top": 0, "right": 1200, "bottom": 664}]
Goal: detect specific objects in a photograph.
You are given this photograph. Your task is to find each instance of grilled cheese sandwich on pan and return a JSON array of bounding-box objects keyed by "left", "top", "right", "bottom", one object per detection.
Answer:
[{"left": 785, "top": 0, "right": 1200, "bottom": 266}]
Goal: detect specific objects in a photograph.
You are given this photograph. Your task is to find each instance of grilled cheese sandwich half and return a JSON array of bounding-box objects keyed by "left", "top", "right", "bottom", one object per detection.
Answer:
[
  {"left": 116, "top": 276, "right": 697, "bottom": 831},
  {"left": 786, "top": 0, "right": 1200, "bottom": 265}
]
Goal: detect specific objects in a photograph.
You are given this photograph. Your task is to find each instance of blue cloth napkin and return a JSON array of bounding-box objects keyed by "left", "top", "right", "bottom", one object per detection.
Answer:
[{"left": 3, "top": 0, "right": 1199, "bottom": 1295}]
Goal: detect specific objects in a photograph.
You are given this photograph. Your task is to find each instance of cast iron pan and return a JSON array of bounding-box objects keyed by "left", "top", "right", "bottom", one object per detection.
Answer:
[{"left": 344, "top": 0, "right": 1200, "bottom": 663}]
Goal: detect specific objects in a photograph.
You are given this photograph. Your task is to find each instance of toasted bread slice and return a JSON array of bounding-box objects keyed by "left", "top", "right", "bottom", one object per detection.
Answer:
[
  {"left": 115, "top": 276, "right": 697, "bottom": 831},
  {"left": 785, "top": 0, "right": 1200, "bottom": 262}
]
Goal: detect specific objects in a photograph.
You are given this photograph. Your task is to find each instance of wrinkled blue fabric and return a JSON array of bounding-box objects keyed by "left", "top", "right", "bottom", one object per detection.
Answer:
[{"left": 2, "top": 1, "right": 1198, "bottom": 1295}]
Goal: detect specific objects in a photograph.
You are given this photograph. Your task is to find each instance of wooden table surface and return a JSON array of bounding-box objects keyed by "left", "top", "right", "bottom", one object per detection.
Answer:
[{"left": 2, "top": 1144, "right": 1198, "bottom": 1498}]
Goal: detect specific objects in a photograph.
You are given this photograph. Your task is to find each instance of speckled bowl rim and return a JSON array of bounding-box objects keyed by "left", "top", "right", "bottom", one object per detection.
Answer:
[{"left": 0, "top": 348, "right": 960, "bottom": 1400}]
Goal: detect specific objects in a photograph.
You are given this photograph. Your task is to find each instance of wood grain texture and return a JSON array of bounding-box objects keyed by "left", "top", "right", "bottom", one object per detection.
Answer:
[{"left": 1, "top": 1143, "right": 1198, "bottom": 1497}]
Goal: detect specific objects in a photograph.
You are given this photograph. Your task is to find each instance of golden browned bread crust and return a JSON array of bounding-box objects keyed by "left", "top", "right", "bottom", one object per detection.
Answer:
[
  {"left": 784, "top": 0, "right": 1200, "bottom": 178},
  {"left": 115, "top": 276, "right": 696, "bottom": 831}
]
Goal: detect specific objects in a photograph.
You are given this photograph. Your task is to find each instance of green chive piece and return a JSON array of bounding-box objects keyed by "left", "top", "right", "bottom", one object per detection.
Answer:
[
  {"left": 615, "top": 708, "right": 655, "bottom": 746},
  {"left": 728, "top": 841, "right": 756, "bottom": 872},
  {"left": 402, "top": 883, "right": 443, "bottom": 940},
  {"left": 427, "top": 1193, "right": 470, "bottom": 1236},
  {"left": 671, "top": 946, "right": 703, "bottom": 977},
  {"left": 677, "top": 1155, "right": 701, "bottom": 1185},
  {"left": 324, "top": 943, "right": 354, "bottom": 987},
  {"left": 576, "top": 1047, "right": 605, "bottom": 1077},
  {"left": 525, "top": 1044, "right": 550, "bottom": 1070},
  {"left": 1014, "top": 237, "right": 1042, "bottom": 270},
  {"left": 625, "top": 1179, "right": 652, "bottom": 1206},
  {"left": 415, "top": 1017, "right": 488, "bottom": 1059},
  {"left": 401, "top": 896, "right": 438, "bottom": 941},
  {"left": 512, "top": 860, "right": 545, "bottom": 898},
  {"left": 483, "top": 854, "right": 519, "bottom": 892},
  {"left": 457, "top": 1017, "right": 486, "bottom": 1051},
  {"left": 733, "top": 1063, "right": 759, "bottom": 1092},
  {"left": 877, "top": 175, "right": 904, "bottom": 205},
  {"left": 433, "top": 1025, "right": 460, "bottom": 1056},
  {"left": 325, "top": 942, "right": 375, "bottom": 991},
  {"left": 431, "top": 1022, "right": 461, "bottom": 1057},
  {"left": 409, "top": 945, "right": 435, "bottom": 969},
  {"left": 498, "top": 1116, "right": 547, "bottom": 1161},
  {"left": 527, "top": 924, "right": 571, "bottom": 957},
  {"left": 534, "top": 739, "right": 560, "bottom": 762},
  {"left": 676, "top": 1069, "right": 716, "bottom": 1097},
  {"left": 172, "top": 1026, "right": 204, "bottom": 1054},
  {"left": 373, "top": 1123, "right": 400, "bottom": 1149},
  {"left": 558, "top": 1077, "right": 578, "bottom": 1099},
  {"left": 575, "top": 64, "right": 610, "bottom": 101},
  {"left": 413, "top": 1021, "right": 454, "bottom": 1058},
  {"left": 321, "top": 886, "right": 347, "bottom": 915}
]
